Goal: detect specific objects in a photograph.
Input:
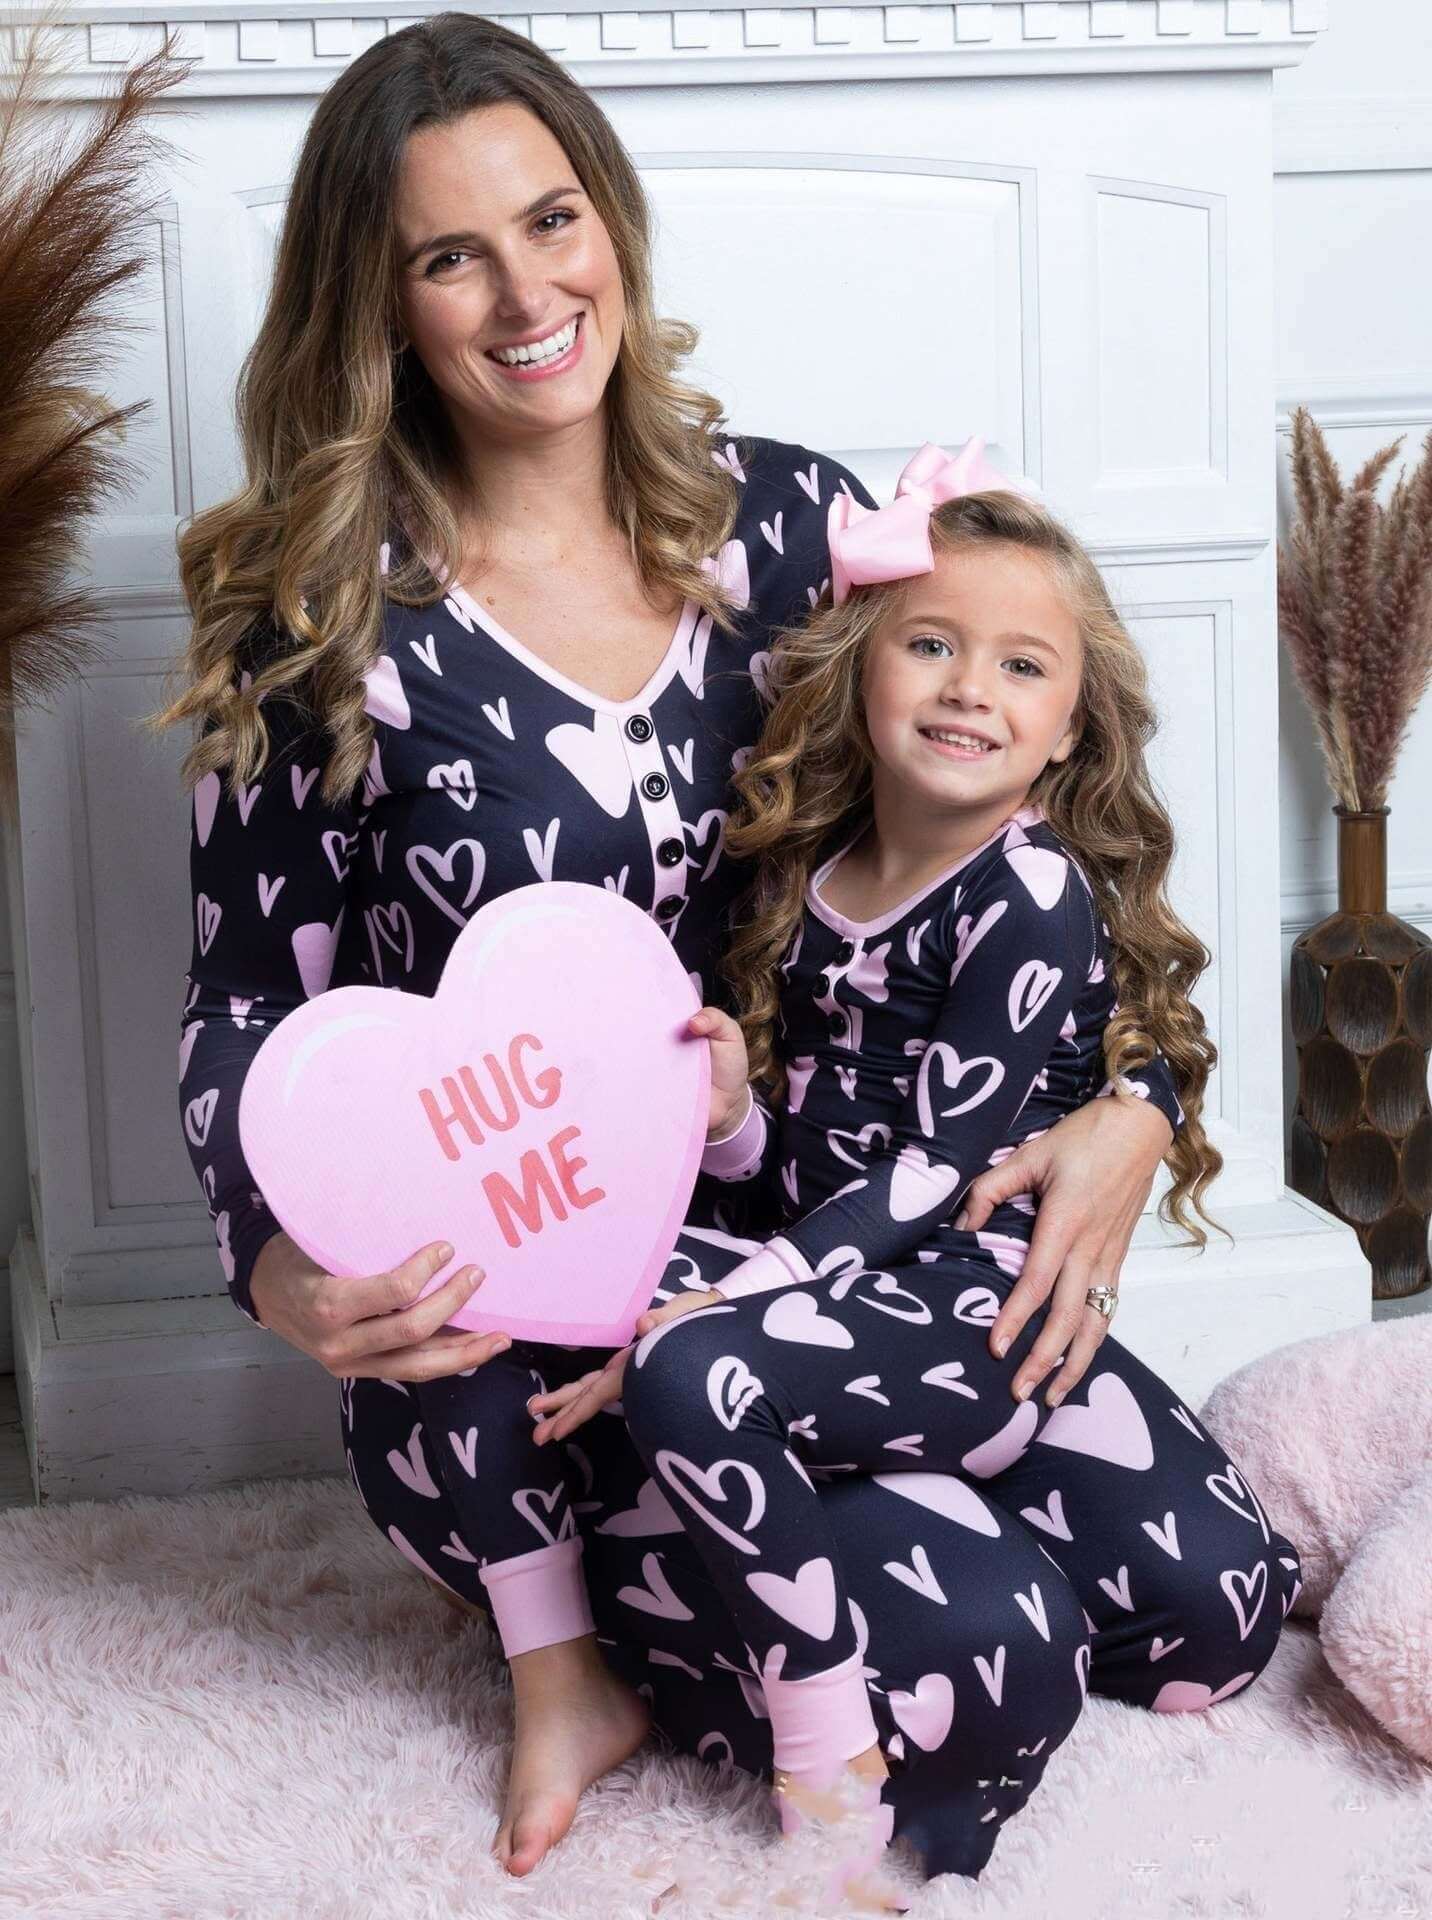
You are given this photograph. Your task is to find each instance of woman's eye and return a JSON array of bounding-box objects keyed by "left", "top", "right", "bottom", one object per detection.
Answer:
[
  {"left": 534, "top": 209, "right": 577, "bottom": 236},
  {"left": 424, "top": 250, "right": 468, "bottom": 277}
]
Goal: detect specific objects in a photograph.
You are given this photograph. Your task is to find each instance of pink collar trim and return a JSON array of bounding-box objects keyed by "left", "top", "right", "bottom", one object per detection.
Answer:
[{"left": 807, "top": 803, "right": 1045, "bottom": 939}]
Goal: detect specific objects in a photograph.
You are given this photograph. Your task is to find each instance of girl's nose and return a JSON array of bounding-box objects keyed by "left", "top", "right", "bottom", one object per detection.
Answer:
[{"left": 942, "top": 664, "right": 993, "bottom": 708}]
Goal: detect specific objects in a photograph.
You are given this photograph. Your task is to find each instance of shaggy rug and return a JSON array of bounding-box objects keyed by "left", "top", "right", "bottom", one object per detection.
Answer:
[{"left": 0, "top": 1472, "right": 1426, "bottom": 1920}]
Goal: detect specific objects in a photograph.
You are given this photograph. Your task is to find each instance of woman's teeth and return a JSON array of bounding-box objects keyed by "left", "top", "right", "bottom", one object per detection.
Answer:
[
  {"left": 922, "top": 728, "right": 997, "bottom": 753},
  {"left": 489, "top": 318, "right": 579, "bottom": 366}
]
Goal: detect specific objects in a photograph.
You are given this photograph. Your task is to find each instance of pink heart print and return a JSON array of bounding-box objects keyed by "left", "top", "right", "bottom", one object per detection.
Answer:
[{"left": 237, "top": 881, "right": 709, "bottom": 1345}]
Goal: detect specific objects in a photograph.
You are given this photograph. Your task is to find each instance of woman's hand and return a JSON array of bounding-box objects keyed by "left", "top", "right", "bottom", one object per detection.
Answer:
[
  {"left": 689, "top": 1007, "right": 751, "bottom": 1140},
  {"left": 527, "top": 1288, "right": 725, "bottom": 1444},
  {"left": 248, "top": 1230, "right": 512, "bottom": 1382},
  {"left": 957, "top": 1095, "right": 1173, "bottom": 1409}
]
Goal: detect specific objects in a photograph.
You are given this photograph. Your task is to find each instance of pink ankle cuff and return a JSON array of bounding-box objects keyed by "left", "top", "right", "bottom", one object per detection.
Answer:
[
  {"left": 478, "top": 1536, "right": 595, "bottom": 1659},
  {"left": 764, "top": 1647, "right": 880, "bottom": 1777}
]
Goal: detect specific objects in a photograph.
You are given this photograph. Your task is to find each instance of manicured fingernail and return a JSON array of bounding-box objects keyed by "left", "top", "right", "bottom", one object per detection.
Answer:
[
  {"left": 953, "top": 1210, "right": 968, "bottom": 1230},
  {"left": 1015, "top": 1379, "right": 1032, "bottom": 1401},
  {"left": 436, "top": 1243, "right": 454, "bottom": 1263},
  {"left": 1046, "top": 1390, "right": 1065, "bottom": 1408},
  {"left": 994, "top": 1336, "right": 1009, "bottom": 1358}
]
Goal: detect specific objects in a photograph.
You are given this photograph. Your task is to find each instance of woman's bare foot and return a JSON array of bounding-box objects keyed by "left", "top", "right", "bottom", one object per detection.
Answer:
[{"left": 493, "top": 1635, "right": 651, "bottom": 1876}]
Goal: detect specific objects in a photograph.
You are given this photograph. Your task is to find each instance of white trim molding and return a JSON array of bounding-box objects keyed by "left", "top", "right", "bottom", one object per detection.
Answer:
[
  {"left": 1276, "top": 381, "right": 1432, "bottom": 433},
  {"left": 1275, "top": 96, "right": 1432, "bottom": 176},
  {"left": 5, "top": 0, "right": 1331, "bottom": 95}
]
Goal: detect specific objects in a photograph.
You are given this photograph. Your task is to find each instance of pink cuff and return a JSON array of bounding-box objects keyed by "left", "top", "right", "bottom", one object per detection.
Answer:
[
  {"left": 478, "top": 1536, "right": 595, "bottom": 1658},
  {"left": 702, "top": 1087, "right": 769, "bottom": 1181},
  {"left": 710, "top": 1236, "right": 812, "bottom": 1300},
  {"left": 764, "top": 1647, "right": 880, "bottom": 1776}
]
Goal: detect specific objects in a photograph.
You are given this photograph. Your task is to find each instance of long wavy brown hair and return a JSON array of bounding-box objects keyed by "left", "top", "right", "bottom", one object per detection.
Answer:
[
  {"left": 724, "top": 489, "right": 1224, "bottom": 1245},
  {"left": 144, "top": 10, "right": 740, "bottom": 801}
]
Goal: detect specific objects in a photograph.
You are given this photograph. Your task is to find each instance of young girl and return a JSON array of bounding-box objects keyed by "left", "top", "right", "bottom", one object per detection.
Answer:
[{"left": 527, "top": 444, "right": 1293, "bottom": 1905}]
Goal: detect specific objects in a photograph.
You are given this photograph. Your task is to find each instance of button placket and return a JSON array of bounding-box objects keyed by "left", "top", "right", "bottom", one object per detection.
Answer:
[{"left": 620, "top": 713, "right": 689, "bottom": 925}]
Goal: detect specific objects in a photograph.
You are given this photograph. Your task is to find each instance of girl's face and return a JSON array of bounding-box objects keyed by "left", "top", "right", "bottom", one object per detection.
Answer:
[
  {"left": 393, "top": 102, "right": 626, "bottom": 449},
  {"left": 862, "top": 542, "right": 1082, "bottom": 827}
]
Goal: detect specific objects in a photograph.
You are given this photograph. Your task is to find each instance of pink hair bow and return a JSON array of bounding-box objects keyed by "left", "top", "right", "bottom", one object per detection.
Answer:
[{"left": 826, "top": 437, "right": 1038, "bottom": 606}]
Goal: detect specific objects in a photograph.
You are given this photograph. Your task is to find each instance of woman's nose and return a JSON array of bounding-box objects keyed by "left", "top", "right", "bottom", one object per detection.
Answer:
[{"left": 492, "top": 256, "right": 548, "bottom": 319}]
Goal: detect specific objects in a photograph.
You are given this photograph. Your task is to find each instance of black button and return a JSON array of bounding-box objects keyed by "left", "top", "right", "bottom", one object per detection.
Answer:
[
  {"left": 641, "top": 772, "right": 670, "bottom": 801},
  {"left": 835, "top": 940, "right": 856, "bottom": 966},
  {"left": 818, "top": 973, "right": 834, "bottom": 996},
  {"left": 655, "top": 895, "right": 683, "bottom": 921},
  {"left": 657, "top": 837, "right": 685, "bottom": 867},
  {"left": 830, "top": 1014, "right": 847, "bottom": 1038},
  {"left": 625, "top": 714, "right": 654, "bottom": 744}
]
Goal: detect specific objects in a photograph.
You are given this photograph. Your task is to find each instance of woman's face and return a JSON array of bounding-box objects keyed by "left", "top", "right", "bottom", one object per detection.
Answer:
[{"left": 393, "top": 101, "right": 626, "bottom": 450}]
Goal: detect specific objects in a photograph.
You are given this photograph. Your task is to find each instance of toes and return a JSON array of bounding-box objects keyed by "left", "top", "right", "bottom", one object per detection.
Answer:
[{"left": 507, "top": 1810, "right": 554, "bottom": 1876}]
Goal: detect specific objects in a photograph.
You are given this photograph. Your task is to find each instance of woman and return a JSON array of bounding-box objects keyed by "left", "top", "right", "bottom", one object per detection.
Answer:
[{"left": 158, "top": 12, "right": 1280, "bottom": 1894}]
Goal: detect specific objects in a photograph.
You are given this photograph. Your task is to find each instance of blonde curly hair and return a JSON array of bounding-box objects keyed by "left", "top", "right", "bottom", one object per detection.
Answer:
[{"left": 722, "top": 488, "right": 1224, "bottom": 1247}]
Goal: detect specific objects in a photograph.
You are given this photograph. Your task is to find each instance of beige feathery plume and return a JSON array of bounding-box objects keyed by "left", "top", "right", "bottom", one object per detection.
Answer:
[
  {"left": 0, "top": 5, "right": 188, "bottom": 813},
  {"left": 1277, "top": 408, "right": 1432, "bottom": 812}
]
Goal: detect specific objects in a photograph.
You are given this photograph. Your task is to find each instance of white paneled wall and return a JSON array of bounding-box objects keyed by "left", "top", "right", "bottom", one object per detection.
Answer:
[{"left": 1272, "top": 0, "right": 1432, "bottom": 1135}]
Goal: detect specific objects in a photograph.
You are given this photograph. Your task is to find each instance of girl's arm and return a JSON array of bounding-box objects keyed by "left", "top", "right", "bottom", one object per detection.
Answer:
[
  {"left": 180, "top": 678, "right": 368, "bottom": 1325},
  {"left": 710, "top": 857, "right": 1098, "bottom": 1300}
]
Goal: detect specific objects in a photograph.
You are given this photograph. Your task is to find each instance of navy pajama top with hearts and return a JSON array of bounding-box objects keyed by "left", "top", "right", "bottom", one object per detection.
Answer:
[{"left": 699, "top": 803, "right": 1182, "bottom": 1302}]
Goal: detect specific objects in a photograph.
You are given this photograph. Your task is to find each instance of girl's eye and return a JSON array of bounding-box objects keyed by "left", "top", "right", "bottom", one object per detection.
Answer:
[
  {"left": 1006, "top": 656, "right": 1044, "bottom": 678},
  {"left": 911, "top": 635, "right": 952, "bottom": 658}
]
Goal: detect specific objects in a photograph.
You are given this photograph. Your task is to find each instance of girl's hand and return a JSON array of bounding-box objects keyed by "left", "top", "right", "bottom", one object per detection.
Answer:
[
  {"left": 529, "top": 1345, "right": 633, "bottom": 1445},
  {"left": 689, "top": 1007, "right": 750, "bottom": 1141},
  {"left": 635, "top": 1287, "right": 726, "bottom": 1336},
  {"left": 527, "top": 1287, "right": 727, "bottom": 1443},
  {"left": 248, "top": 1230, "right": 512, "bottom": 1382},
  {"left": 958, "top": 1095, "right": 1173, "bottom": 1408}
]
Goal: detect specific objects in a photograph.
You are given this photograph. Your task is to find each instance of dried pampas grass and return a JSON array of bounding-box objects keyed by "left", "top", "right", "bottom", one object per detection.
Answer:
[
  {"left": 0, "top": 4, "right": 187, "bottom": 808},
  {"left": 1278, "top": 406, "right": 1432, "bottom": 812}
]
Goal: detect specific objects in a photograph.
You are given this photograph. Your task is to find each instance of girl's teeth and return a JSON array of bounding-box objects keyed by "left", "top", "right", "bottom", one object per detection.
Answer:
[
  {"left": 925, "top": 729, "right": 995, "bottom": 751},
  {"left": 491, "top": 319, "right": 578, "bottom": 366}
]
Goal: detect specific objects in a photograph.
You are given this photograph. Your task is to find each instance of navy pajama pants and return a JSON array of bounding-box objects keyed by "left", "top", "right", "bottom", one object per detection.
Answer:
[{"left": 342, "top": 1191, "right": 1301, "bottom": 1883}]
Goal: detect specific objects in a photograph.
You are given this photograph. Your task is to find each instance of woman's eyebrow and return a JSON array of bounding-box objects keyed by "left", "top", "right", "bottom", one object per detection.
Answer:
[{"left": 400, "top": 185, "right": 585, "bottom": 268}]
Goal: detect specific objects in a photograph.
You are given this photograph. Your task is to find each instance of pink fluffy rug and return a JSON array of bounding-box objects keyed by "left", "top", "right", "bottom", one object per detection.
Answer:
[{"left": 1, "top": 1472, "right": 1426, "bottom": 1919}]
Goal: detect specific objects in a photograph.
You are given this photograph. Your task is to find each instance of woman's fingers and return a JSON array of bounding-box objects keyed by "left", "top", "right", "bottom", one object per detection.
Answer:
[
  {"left": 985, "top": 1195, "right": 1088, "bottom": 1360},
  {"left": 341, "top": 1324, "right": 512, "bottom": 1383},
  {"left": 324, "top": 1267, "right": 502, "bottom": 1374},
  {"left": 956, "top": 1137, "right": 1049, "bottom": 1234},
  {"left": 1040, "top": 1306, "right": 1113, "bottom": 1408},
  {"left": 1009, "top": 1266, "right": 1092, "bottom": 1404}
]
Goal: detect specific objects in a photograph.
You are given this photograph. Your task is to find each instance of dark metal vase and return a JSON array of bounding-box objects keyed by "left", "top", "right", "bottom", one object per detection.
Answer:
[{"left": 1289, "top": 807, "right": 1432, "bottom": 1298}]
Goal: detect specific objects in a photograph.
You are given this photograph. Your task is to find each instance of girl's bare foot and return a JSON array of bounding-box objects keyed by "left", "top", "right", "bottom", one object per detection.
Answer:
[
  {"left": 773, "top": 1748, "right": 906, "bottom": 1914},
  {"left": 493, "top": 1635, "right": 651, "bottom": 1876}
]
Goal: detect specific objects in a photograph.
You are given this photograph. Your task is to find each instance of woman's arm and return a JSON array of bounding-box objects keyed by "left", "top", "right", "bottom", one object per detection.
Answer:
[
  {"left": 710, "top": 860, "right": 1096, "bottom": 1300},
  {"left": 180, "top": 685, "right": 363, "bottom": 1322}
]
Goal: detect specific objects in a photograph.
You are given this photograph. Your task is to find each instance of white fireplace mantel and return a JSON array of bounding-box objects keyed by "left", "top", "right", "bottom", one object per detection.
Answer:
[
  {"left": 7, "top": 0, "right": 1365, "bottom": 1504},
  {"left": 12, "top": 0, "right": 1331, "bottom": 94}
]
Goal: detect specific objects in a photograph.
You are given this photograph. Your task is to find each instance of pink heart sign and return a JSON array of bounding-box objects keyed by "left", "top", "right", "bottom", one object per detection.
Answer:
[{"left": 237, "top": 882, "right": 709, "bottom": 1346}]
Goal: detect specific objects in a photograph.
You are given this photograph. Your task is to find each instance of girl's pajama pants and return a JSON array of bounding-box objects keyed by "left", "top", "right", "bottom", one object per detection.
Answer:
[{"left": 341, "top": 1189, "right": 1301, "bottom": 1883}]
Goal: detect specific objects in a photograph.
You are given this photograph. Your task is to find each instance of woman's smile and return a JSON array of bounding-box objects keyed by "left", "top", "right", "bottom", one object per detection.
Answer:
[{"left": 485, "top": 311, "right": 585, "bottom": 379}]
